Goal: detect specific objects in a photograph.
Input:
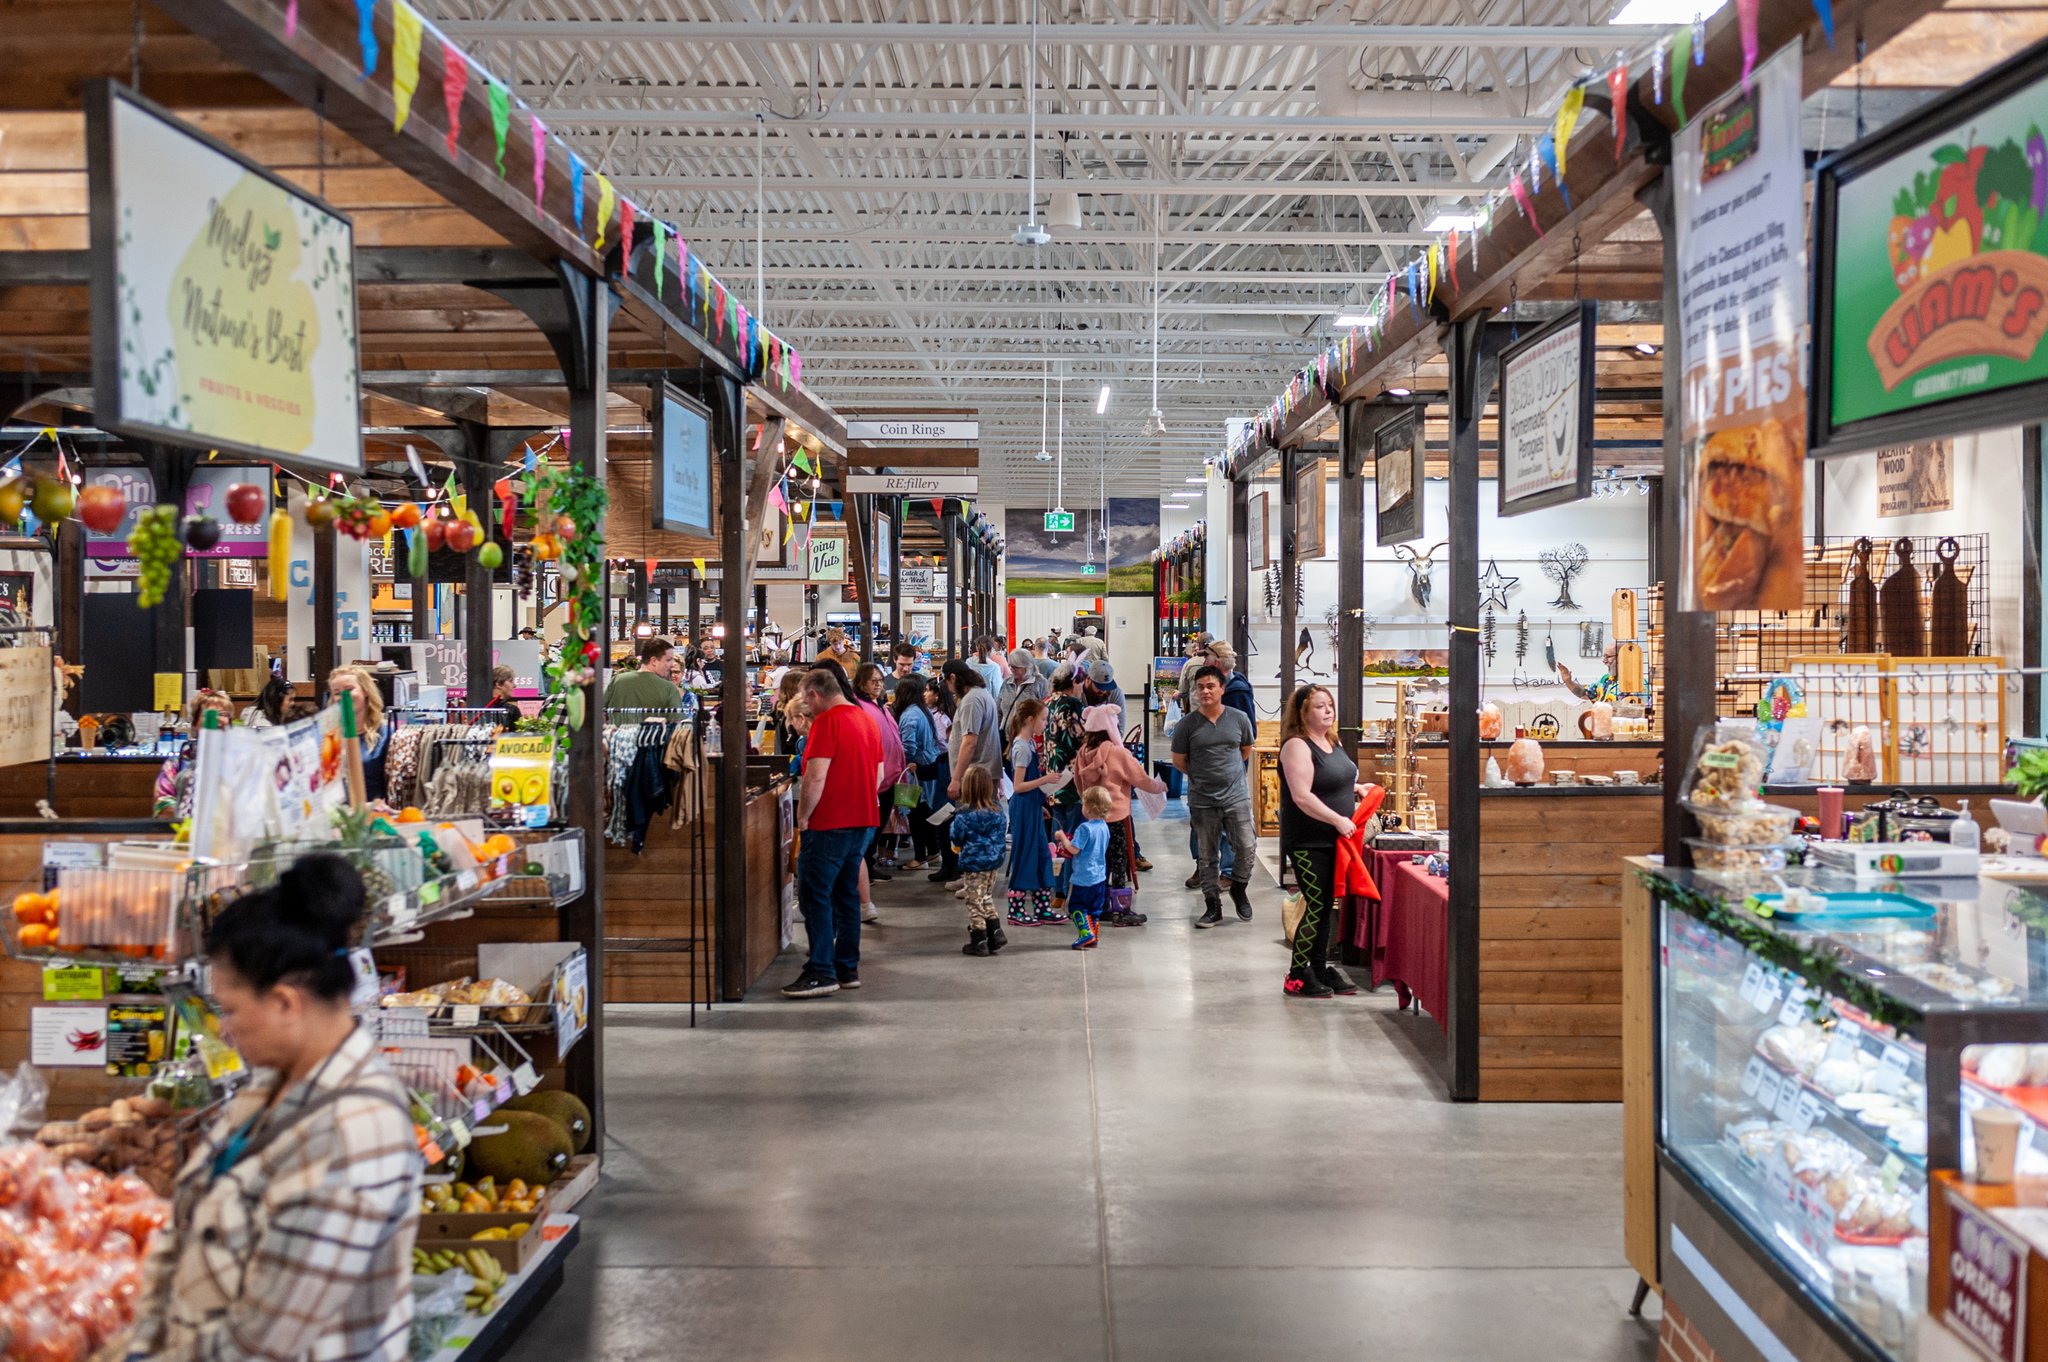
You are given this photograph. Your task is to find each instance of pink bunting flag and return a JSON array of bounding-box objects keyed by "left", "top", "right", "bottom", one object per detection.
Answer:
[
  {"left": 1509, "top": 170, "right": 1544, "bottom": 236},
  {"left": 1737, "top": 0, "right": 1761, "bottom": 88},
  {"left": 620, "top": 200, "right": 636, "bottom": 267},
  {"left": 530, "top": 115, "right": 547, "bottom": 212},
  {"left": 789, "top": 349, "right": 801, "bottom": 387},
  {"left": 286, "top": 0, "right": 299, "bottom": 38},
  {"left": 442, "top": 44, "right": 467, "bottom": 157},
  {"left": 1609, "top": 62, "right": 1629, "bottom": 163}
]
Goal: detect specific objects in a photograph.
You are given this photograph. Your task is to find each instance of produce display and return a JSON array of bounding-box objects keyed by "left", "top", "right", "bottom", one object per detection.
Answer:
[
  {"left": 31, "top": 1095, "right": 193, "bottom": 1198},
  {"left": 466, "top": 1110, "right": 570, "bottom": 1185},
  {"left": 0, "top": 1143, "right": 169, "bottom": 1362},
  {"left": 418, "top": 1176, "right": 543, "bottom": 1219},
  {"left": 502, "top": 1092, "right": 591, "bottom": 1154},
  {"left": 411, "top": 1246, "right": 510, "bottom": 1318},
  {"left": 381, "top": 977, "right": 534, "bottom": 1023}
]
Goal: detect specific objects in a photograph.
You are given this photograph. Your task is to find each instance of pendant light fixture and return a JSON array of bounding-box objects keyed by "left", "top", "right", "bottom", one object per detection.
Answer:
[{"left": 1011, "top": 0, "right": 1050, "bottom": 248}]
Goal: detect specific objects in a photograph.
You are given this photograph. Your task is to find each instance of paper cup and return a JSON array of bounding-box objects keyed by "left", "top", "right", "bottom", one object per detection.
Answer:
[{"left": 1972, "top": 1107, "right": 2024, "bottom": 1184}]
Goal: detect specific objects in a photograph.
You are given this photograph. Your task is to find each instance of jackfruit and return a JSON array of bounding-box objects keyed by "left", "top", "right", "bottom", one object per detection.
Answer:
[
  {"left": 504, "top": 1090, "right": 592, "bottom": 1154},
  {"left": 467, "top": 1109, "right": 571, "bottom": 1185}
]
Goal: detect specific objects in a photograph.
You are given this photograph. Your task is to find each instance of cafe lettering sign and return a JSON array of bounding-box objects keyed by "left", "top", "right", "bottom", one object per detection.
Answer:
[
  {"left": 1814, "top": 41, "right": 2048, "bottom": 455},
  {"left": 87, "top": 81, "right": 362, "bottom": 475}
]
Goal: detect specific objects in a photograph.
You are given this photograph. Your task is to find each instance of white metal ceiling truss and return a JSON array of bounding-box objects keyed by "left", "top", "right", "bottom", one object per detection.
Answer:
[{"left": 427, "top": 0, "right": 1625, "bottom": 495}]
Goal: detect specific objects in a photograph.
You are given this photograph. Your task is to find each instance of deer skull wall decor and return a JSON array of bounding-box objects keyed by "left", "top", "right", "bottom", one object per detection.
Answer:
[{"left": 1393, "top": 541, "right": 1449, "bottom": 610}]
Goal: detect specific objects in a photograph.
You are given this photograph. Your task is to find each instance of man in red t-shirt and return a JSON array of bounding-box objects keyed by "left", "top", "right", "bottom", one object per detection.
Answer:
[{"left": 782, "top": 667, "right": 884, "bottom": 998}]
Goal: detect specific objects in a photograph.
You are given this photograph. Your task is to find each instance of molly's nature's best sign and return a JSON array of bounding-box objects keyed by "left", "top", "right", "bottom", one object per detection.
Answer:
[
  {"left": 87, "top": 82, "right": 362, "bottom": 475},
  {"left": 1815, "top": 44, "right": 2048, "bottom": 453}
]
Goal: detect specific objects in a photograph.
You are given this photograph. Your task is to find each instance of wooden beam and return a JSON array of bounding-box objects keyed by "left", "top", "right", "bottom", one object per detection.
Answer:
[{"left": 840, "top": 446, "right": 981, "bottom": 469}]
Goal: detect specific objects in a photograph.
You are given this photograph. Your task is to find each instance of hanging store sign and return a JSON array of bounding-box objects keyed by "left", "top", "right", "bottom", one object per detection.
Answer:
[
  {"left": 846, "top": 419, "right": 979, "bottom": 444},
  {"left": 1374, "top": 410, "right": 1424, "bottom": 546},
  {"left": 806, "top": 533, "right": 847, "bottom": 583},
  {"left": 1814, "top": 40, "right": 2048, "bottom": 456},
  {"left": 1676, "top": 46, "right": 1808, "bottom": 611},
  {"left": 1497, "top": 301, "right": 1597, "bottom": 516},
  {"left": 86, "top": 82, "right": 362, "bottom": 476},
  {"left": 652, "top": 383, "right": 713, "bottom": 536},
  {"left": 899, "top": 566, "right": 937, "bottom": 596},
  {"left": 843, "top": 473, "right": 979, "bottom": 496}
]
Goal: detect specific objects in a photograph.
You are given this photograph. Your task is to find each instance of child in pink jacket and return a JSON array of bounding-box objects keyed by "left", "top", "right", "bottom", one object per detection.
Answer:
[{"left": 1068, "top": 704, "right": 1165, "bottom": 926}]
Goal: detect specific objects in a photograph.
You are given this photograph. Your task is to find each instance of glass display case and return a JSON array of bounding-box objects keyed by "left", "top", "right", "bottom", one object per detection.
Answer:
[{"left": 1648, "top": 862, "right": 2048, "bottom": 1362}]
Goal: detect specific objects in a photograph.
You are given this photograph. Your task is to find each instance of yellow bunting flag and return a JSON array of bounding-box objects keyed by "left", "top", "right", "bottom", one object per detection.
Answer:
[
  {"left": 1554, "top": 85, "right": 1585, "bottom": 180},
  {"left": 594, "top": 174, "right": 616, "bottom": 249},
  {"left": 691, "top": 557, "right": 705, "bottom": 575},
  {"left": 1427, "top": 244, "right": 1440, "bottom": 300},
  {"left": 391, "top": 2, "right": 424, "bottom": 132}
]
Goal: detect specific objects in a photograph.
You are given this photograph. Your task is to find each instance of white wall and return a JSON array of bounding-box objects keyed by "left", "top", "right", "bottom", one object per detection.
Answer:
[
  {"left": 1237, "top": 471, "right": 1655, "bottom": 723},
  {"left": 1821, "top": 426, "right": 2028, "bottom": 712}
]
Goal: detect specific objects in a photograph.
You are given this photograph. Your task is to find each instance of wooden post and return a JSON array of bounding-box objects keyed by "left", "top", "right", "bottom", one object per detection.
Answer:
[
  {"left": 1279, "top": 445, "right": 1297, "bottom": 708},
  {"left": 710, "top": 371, "right": 751, "bottom": 1000},
  {"left": 457, "top": 428, "right": 495, "bottom": 708},
  {"left": 886, "top": 498, "right": 901, "bottom": 650},
  {"left": 1337, "top": 405, "right": 1367, "bottom": 764},
  {"left": 943, "top": 507, "right": 959, "bottom": 658},
  {"left": 1229, "top": 477, "right": 1250, "bottom": 666}
]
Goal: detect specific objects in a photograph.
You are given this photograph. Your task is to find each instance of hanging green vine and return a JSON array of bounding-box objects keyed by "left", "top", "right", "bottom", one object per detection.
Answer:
[{"left": 529, "top": 463, "right": 609, "bottom": 731}]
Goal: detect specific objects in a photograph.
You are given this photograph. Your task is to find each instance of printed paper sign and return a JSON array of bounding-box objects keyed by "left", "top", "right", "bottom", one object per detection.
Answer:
[
  {"left": 31, "top": 1005, "right": 108, "bottom": 1067},
  {"left": 1676, "top": 47, "right": 1809, "bottom": 611},
  {"left": 1875, "top": 440, "right": 1955, "bottom": 516},
  {"left": 1947, "top": 1191, "right": 2027, "bottom": 1362}
]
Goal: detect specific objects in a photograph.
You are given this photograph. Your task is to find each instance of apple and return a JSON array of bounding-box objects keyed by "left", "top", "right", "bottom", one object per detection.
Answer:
[
  {"left": 77, "top": 485, "right": 127, "bottom": 533},
  {"left": 182, "top": 516, "right": 223, "bottom": 551},
  {"left": 302, "top": 497, "right": 336, "bottom": 529},
  {"left": 445, "top": 521, "right": 479, "bottom": 554},
  {"left": 422, "top": 517, "right": 447, "bottom": 552},
  {"left": 0, "top": 482, "right": 23, "bottom": 527},
  {"left": 224, "top": 483, "right": 265, "bottom": 524},
  {"left": 554, "top": 515, "right": 578, "bottom": 542},
  {"left": 29, "top": 478, "right": 73, "bottom": 525}
]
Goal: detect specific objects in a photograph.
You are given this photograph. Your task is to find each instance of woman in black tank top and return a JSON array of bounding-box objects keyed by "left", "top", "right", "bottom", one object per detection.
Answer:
[{"left": 1278, "top": 685, "right": 1369, "bottom": 999}]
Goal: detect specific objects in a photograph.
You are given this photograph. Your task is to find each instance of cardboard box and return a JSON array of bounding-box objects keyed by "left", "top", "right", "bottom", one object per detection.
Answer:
[{"left": 414, "top": 1211, "right": 546, "bottom": 1274}]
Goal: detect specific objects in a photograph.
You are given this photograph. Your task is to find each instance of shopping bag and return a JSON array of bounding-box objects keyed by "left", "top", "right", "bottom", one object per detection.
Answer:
[
  {"left": 1133, "top": 786, "right": 1167, "bottom": 821},
  {"left": 1281, "top": 890, "right": 1308, "bottom": 946},
  {"left": 892, "top": 779, "right": 920, "bottom": 809}
]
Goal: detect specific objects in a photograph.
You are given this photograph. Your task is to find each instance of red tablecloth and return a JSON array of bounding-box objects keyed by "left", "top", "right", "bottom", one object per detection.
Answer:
[{"left": 1349, "top": 855, "right": 1448, "bottom": 1031}]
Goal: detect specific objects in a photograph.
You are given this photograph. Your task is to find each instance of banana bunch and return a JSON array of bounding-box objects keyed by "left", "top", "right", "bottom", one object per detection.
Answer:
[{"left": 409, "top": 1247, "right": 512, "bottom": 1314}]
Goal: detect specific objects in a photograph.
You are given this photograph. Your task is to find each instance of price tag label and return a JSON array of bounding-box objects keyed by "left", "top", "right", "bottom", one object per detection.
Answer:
[
  {"left": 1779, "top": 987, "right": 1814, "bottom": 1026},
  {"left": 472, "top": 1098, "right": 491, "bottom": 1124},
  {"left": 457, "top": 870, "right": 478, "bottom": 892},
  {"left": 1881, "top": 1153, "right": 1906, "bottom": 1192},
  {"left": 346, "top": 948, "right": 380, "bottom": 1008},
  {"left": 451, "top": 1004, "right": 481, "bottom": 1026},
  {"left": 1765, "top": 1153, "right": 1794, "bottom": 1196},
  {"left": 446, "top": 1118, "right": 470, "bottom": 1149},
  {"left": 1755, "top": 971, "right": 1786, "bottom": 1016},
  {"left": 1755, "top": 1070, "right": 1783, "bottom": 1110},
  {"left": 1739, "top": 962, "right": 1766, "bottom": 1007},
  {"left": 1791, "top": 1090, "right": 1824, "bottom": 1133},
  {"left": 1882, "top": 1044, "right": 1916, "bottom": 1075},
  {"left": 1776, "top": 1079, "right": 1803, "bottom": 1122},
  {"left": 41, "top": 966, "right": 105, "bottom": 1002},
  {"left": 1742, "top": 1055, "right": 1768, "bottom": 1097},
  {"left": 512, "top": 1062, "right": 540, "bottom": 1095},
  {"left": 419, "top": 882, "right": 442, "bottom": 906},
  {"left": 495, "top": 1078, "right": 514, "bottom": 1104}
]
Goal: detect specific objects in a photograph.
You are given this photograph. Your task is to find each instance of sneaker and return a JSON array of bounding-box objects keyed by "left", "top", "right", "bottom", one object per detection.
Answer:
[
  {"left": 1184, "top": 872, "right": 1202, "bottom": 889},
  {"left": 1105, "top": 909, "right": 1149, "bottom": 927},
  {"left": 860, "top": 903, "right": 880, "bottom": 924},
  {"left": 1316, "top": 963, "right": 1359, "bottom": 996},
  {"left": 1134, "top": 856, "right": 1153, "bottom": 872},
  {"left": 869, "top": 868, "right": 893, "bottom": 882},
  {"left": 1284, "top": 966, "right": 1335, "bottom": 999},
  {"left": 1196, "top": 900, "right": 1225, "bottom": 929},
  {"left": 780, "top": 971, "right": 840, "bottom": 999},
  {"left": 928, "top": 870, "right": 958, "bottom": 884},
  {"left": 1229, "top": 881, "right": 1253, "bottom": 921},
  {"left": 836, "top": 969, "right": 862, "bottom": 990}
]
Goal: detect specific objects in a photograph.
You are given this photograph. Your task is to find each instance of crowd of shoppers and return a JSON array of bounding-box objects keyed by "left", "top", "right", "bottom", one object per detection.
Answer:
[{"left": 772, "top": 630, "right": 1383, "bottom": 1001}]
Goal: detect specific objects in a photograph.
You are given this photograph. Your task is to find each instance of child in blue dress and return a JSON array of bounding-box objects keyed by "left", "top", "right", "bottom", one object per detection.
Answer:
[
  {"left": 951, "top": 766, "right": 1010, "bottom": 958},
  {"left": 1003, "top": 698, "right": 1063, "bottom": 926}
]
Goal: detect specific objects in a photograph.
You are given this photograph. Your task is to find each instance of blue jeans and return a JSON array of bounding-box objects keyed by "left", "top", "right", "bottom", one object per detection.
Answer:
[{"left": 798, "top": 826, "right": 873, "bottom": 978}]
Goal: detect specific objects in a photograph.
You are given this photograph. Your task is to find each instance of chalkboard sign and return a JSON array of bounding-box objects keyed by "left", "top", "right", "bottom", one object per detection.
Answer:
[
  {"left": 191, "top": 589, "right": 254, "bottom": 669},
  {"left": 80, "top": 595, "right": 157, "bottom": 712}
]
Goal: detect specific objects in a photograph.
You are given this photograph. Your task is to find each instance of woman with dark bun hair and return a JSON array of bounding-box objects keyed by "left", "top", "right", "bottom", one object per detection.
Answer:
[{"left": 129, "top": 854, "right": 422, "bottom": 1362}]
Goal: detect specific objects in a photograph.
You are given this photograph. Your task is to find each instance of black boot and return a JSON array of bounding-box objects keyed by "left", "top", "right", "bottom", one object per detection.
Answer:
[
  {"left": 1285, "top": 966, "right": 1335, "bottom": 998},
  {"left": 986, "top": 919, "right": 1008, "bottom": 953},
  {"left": 1229, "top": 880, "right": 1253, "bottom": 921},
  {"left": 962, "top": 924, "right": 990, "bottom": 956},
  {"left": 1316, "top": 962, "right": 1360, "bottom": 995},
  {"left": 1196, "top": 896, "right": 1225, "bottom": 928}
]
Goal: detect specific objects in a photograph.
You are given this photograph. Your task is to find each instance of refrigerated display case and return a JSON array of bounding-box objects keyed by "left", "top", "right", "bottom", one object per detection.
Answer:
[{"left": 1645, "top": 863, "right": 2048, "bottom": 1362}]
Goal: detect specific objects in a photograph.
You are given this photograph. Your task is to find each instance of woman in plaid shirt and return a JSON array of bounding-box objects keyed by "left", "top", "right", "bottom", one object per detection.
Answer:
[{"left": 127, "top": 855, "right": 421, "bottom": 1362}]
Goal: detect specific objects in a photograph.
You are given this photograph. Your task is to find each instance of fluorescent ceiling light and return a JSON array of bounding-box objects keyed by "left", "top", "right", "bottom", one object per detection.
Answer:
[
  {"left": 1609, "top": 0, "right": 1727, "bottom": 23},
  {"left": 1332, "top": 313, "right": 1373, "bottom": 328},
  {"left": 1423, "top": 212, "right": 1480, "bottom": 233},
  {"left": 1169, "top": 490, "right": 1204, "bottom": 499},
  {"left": 1183, "top": 476, "right": 1207, "bottom": 484},
  {"left": 1096, "top": 384, "right": 1111, "bottom": 414}
]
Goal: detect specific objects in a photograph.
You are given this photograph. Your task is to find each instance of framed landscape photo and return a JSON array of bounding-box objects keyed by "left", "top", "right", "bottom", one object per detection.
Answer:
[{"left": 1375, "top": 409, "right": 1425, "bottom": 546}]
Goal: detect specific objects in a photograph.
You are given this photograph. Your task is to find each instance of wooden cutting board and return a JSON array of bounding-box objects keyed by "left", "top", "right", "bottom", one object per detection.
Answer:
[
  {"left": 1928, "top": 536, "right": 1968, "bottom": 656},
  {"left": 1615, "top": 640, "right": 1645, "bottom": 694},
  {"left": 1844, "top": 537, "right": 1877, "bottom": 654},
  {"left": 1611, "top": 587, "right": 1637, "bottom": 642},
  {"left": 1880, "top": 537, "right": 1925, "bottom": 656}
]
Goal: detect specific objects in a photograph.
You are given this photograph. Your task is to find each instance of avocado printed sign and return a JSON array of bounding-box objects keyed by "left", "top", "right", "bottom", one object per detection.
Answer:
[{"left": 1815, "top": 38, "right": 2048, "bottom": 454}]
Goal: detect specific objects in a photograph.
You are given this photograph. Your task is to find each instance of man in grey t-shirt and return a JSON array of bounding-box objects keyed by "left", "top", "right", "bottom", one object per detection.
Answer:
[
  {"left": 943, "top": 659, "right": 1004, "bottom": 794},
  {"left": 1170, "top": 664, "right": 1258, "bottom": 927}
]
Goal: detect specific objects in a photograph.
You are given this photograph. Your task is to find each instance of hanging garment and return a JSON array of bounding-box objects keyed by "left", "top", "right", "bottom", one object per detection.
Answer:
[{"left": 665, "top": 721, "right": 703, "bottom": 829}]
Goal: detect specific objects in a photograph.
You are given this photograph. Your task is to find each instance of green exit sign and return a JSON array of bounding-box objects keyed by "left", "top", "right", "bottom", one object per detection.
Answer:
[
  {"left": 1044, "top": 510, "right": 1075, "bottom": 532},
  {"left": 1081, "top": 563, "right": 1098, "bottom": 576}
]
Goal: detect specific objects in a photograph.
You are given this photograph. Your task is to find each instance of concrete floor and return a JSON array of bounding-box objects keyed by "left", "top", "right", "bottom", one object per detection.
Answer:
[{"left": 506, "top": 826, "right": 1661, "bottom": 1362}]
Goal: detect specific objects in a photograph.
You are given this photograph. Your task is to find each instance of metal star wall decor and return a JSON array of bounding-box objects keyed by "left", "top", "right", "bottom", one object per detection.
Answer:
[{"left": 1478, "top": 559, "right": 1519, "bottom": 612}]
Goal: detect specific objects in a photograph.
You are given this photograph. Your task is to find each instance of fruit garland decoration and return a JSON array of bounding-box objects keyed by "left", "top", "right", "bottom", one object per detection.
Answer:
[{"left": 526, "top": 462, "right": 608, "bottom": 731}]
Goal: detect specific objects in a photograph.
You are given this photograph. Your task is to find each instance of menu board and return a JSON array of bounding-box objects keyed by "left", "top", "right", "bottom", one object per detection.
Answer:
[
  {"left": 87, "top": 83, "right": 361, "bottom": 474},
  {"left": 1816, "top": 41, "right": 2048, "bottom": 453}
]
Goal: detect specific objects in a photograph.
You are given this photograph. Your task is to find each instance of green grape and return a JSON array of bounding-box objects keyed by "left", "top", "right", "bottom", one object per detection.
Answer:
[{"left": 129, "top": 504, "right": 182, "bottom": 609}]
